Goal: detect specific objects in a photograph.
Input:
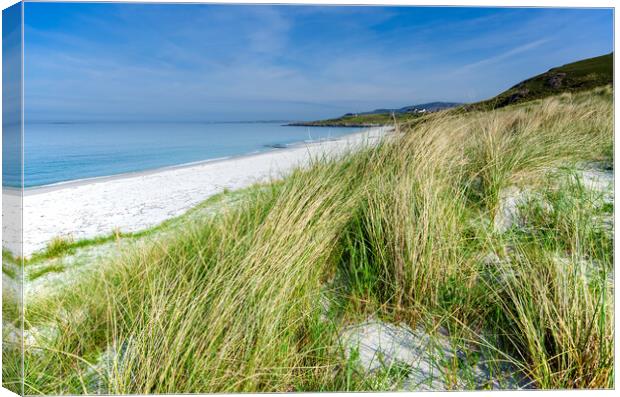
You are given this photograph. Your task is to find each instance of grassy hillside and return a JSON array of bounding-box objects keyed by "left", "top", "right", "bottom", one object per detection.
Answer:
[
  {"left": 4, "top": 86, "right": 613, "bottom": 393},
  {"left": 294, "top": 53, "right": 613, "bottom": 126},
  {"left": 288, "top": 102, "right": 460, "bottom": 127},
  {"left": 288, "top": 111, "right": 420, "bottom": 127},
  {"left": 468, "top": 53, "right": 613, "bottom": 110}
]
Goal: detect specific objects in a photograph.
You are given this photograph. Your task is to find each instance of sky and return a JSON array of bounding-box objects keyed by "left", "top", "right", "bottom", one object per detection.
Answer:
[{"left": 23, "top": 2, "right": 613, "bottom": 122}]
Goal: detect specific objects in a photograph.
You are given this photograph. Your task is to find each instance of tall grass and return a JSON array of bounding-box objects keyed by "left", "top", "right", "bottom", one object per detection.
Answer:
[{"left": 10, "top": 86, "right": 613, "bottom": 393}]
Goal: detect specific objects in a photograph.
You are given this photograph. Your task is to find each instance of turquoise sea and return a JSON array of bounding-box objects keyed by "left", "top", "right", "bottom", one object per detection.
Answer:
[{"left": 15, "top": 122, "right": 362, "bottom": 188}]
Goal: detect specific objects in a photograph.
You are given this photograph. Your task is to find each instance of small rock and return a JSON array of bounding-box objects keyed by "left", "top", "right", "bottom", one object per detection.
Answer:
[
  {"left": 498, "top": 88, "right": 530, "bottom": 107},
  {"left": 545, "top": 72, "right": 566, "bottom": 89}
]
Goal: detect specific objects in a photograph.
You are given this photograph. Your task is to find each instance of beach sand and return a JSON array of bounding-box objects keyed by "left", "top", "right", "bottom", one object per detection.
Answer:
[{"left": 15, "top": 126, "right": 391, "bottom": 257}]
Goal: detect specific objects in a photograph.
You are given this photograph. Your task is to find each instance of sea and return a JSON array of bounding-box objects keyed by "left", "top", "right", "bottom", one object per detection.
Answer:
[{"left": 13, "top": 121, "right": 362, "bottom": 188}]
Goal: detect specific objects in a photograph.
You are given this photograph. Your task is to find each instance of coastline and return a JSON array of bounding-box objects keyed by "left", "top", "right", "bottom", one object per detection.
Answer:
[
  {"left": 23, "top": 128, "right": 366, "bottom": 194},
  {"left": 20, "top": 126, "right": 392, "bottom": 256}
]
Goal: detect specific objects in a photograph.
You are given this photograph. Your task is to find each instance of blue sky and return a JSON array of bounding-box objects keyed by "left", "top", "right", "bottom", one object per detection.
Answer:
[{"left": 24, "top": 3, "right": 613, "bottom": 121}]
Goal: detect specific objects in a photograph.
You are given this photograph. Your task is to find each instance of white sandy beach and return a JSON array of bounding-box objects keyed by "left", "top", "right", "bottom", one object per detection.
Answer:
[{"left": 12, "top": 126, "right": 391, "bottom": 257}]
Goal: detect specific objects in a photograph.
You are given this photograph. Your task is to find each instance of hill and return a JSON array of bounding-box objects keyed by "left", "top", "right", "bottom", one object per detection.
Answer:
[
  {"left": 468, "top": 53, "right": 613, "bottom": 110},
  {"left": 288, "top": 102, "right": 461, "bottom": 127},
  {"left": 359, "top": 102, "right": 462, "bottom": 115},
  {"left": 293, "top": 53, "right": 613, "bottom": 126},
  {"left": 288, "top": 112, "right": 410, "bottom": 127}
]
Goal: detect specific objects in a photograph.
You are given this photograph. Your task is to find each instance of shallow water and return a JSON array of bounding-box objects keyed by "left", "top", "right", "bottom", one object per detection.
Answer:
[{"left": 18, "top": 121, "right": 361, "bottom": 187}]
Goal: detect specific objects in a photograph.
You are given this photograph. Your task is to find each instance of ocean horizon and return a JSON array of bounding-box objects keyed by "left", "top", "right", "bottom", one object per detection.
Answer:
[{"left": 16, "top": 121, "right": 363, "bottom": 188}]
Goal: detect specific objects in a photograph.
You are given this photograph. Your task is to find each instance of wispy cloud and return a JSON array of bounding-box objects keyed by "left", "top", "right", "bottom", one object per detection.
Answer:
[
  {"left": 23, "top": 4, "right": 613, "bottom": 121},
  {"left": 453, "top": 38, "right": 551, "bottom": 75}
]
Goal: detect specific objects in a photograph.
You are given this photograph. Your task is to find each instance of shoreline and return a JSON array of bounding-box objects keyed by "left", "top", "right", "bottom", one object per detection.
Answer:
[
  {"left": 17, "top": 126, "right": 392, "bottom": 256},
  {"left": 23, "top": 130, "right": 368, "bottom": 195}
]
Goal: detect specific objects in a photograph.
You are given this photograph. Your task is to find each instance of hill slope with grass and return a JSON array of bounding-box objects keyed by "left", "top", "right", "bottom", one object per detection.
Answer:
[
  {"left": 468, "top": 53, "right": 613, "bottom": 110},
  {"left": 288, "top": 102, "right": 461, "bottom": 127},
  {"left": 3, "top": 86, "right": 613, "bottom": 394},
  {"left": 358, "top": 101, "right": 462, "bottom": 115},
  {"left": 288, "top": 111, "right": 415, "bottom": 127},
  {"left": 293, "top": 53, "right": 613, "bottom": 127}
]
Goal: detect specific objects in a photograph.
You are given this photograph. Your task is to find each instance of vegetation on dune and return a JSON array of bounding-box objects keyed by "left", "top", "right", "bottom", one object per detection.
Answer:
[{"left": 2, "top": 86, "right": 613, "bottom": 393}]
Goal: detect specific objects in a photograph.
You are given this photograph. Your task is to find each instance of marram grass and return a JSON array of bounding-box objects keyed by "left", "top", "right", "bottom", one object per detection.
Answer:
[{"left": 4, "top": 86, "right": 613, "bottom": 393}]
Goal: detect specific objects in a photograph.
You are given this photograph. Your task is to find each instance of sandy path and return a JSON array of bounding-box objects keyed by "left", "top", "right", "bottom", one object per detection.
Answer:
[{"left": 14, "top": 127, "right": 390, "bottom": 256}]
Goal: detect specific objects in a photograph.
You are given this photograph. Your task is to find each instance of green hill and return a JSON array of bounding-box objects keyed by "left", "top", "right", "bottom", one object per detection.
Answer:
[
  {"left": 469, "top": 53, "right": 613, "bottom": 110},
  {"left": 294, "top": 53, "right": 613, "bottom": 126},
  {"left": 288, "top": 112, "right": 418, "bottom": 127}
]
